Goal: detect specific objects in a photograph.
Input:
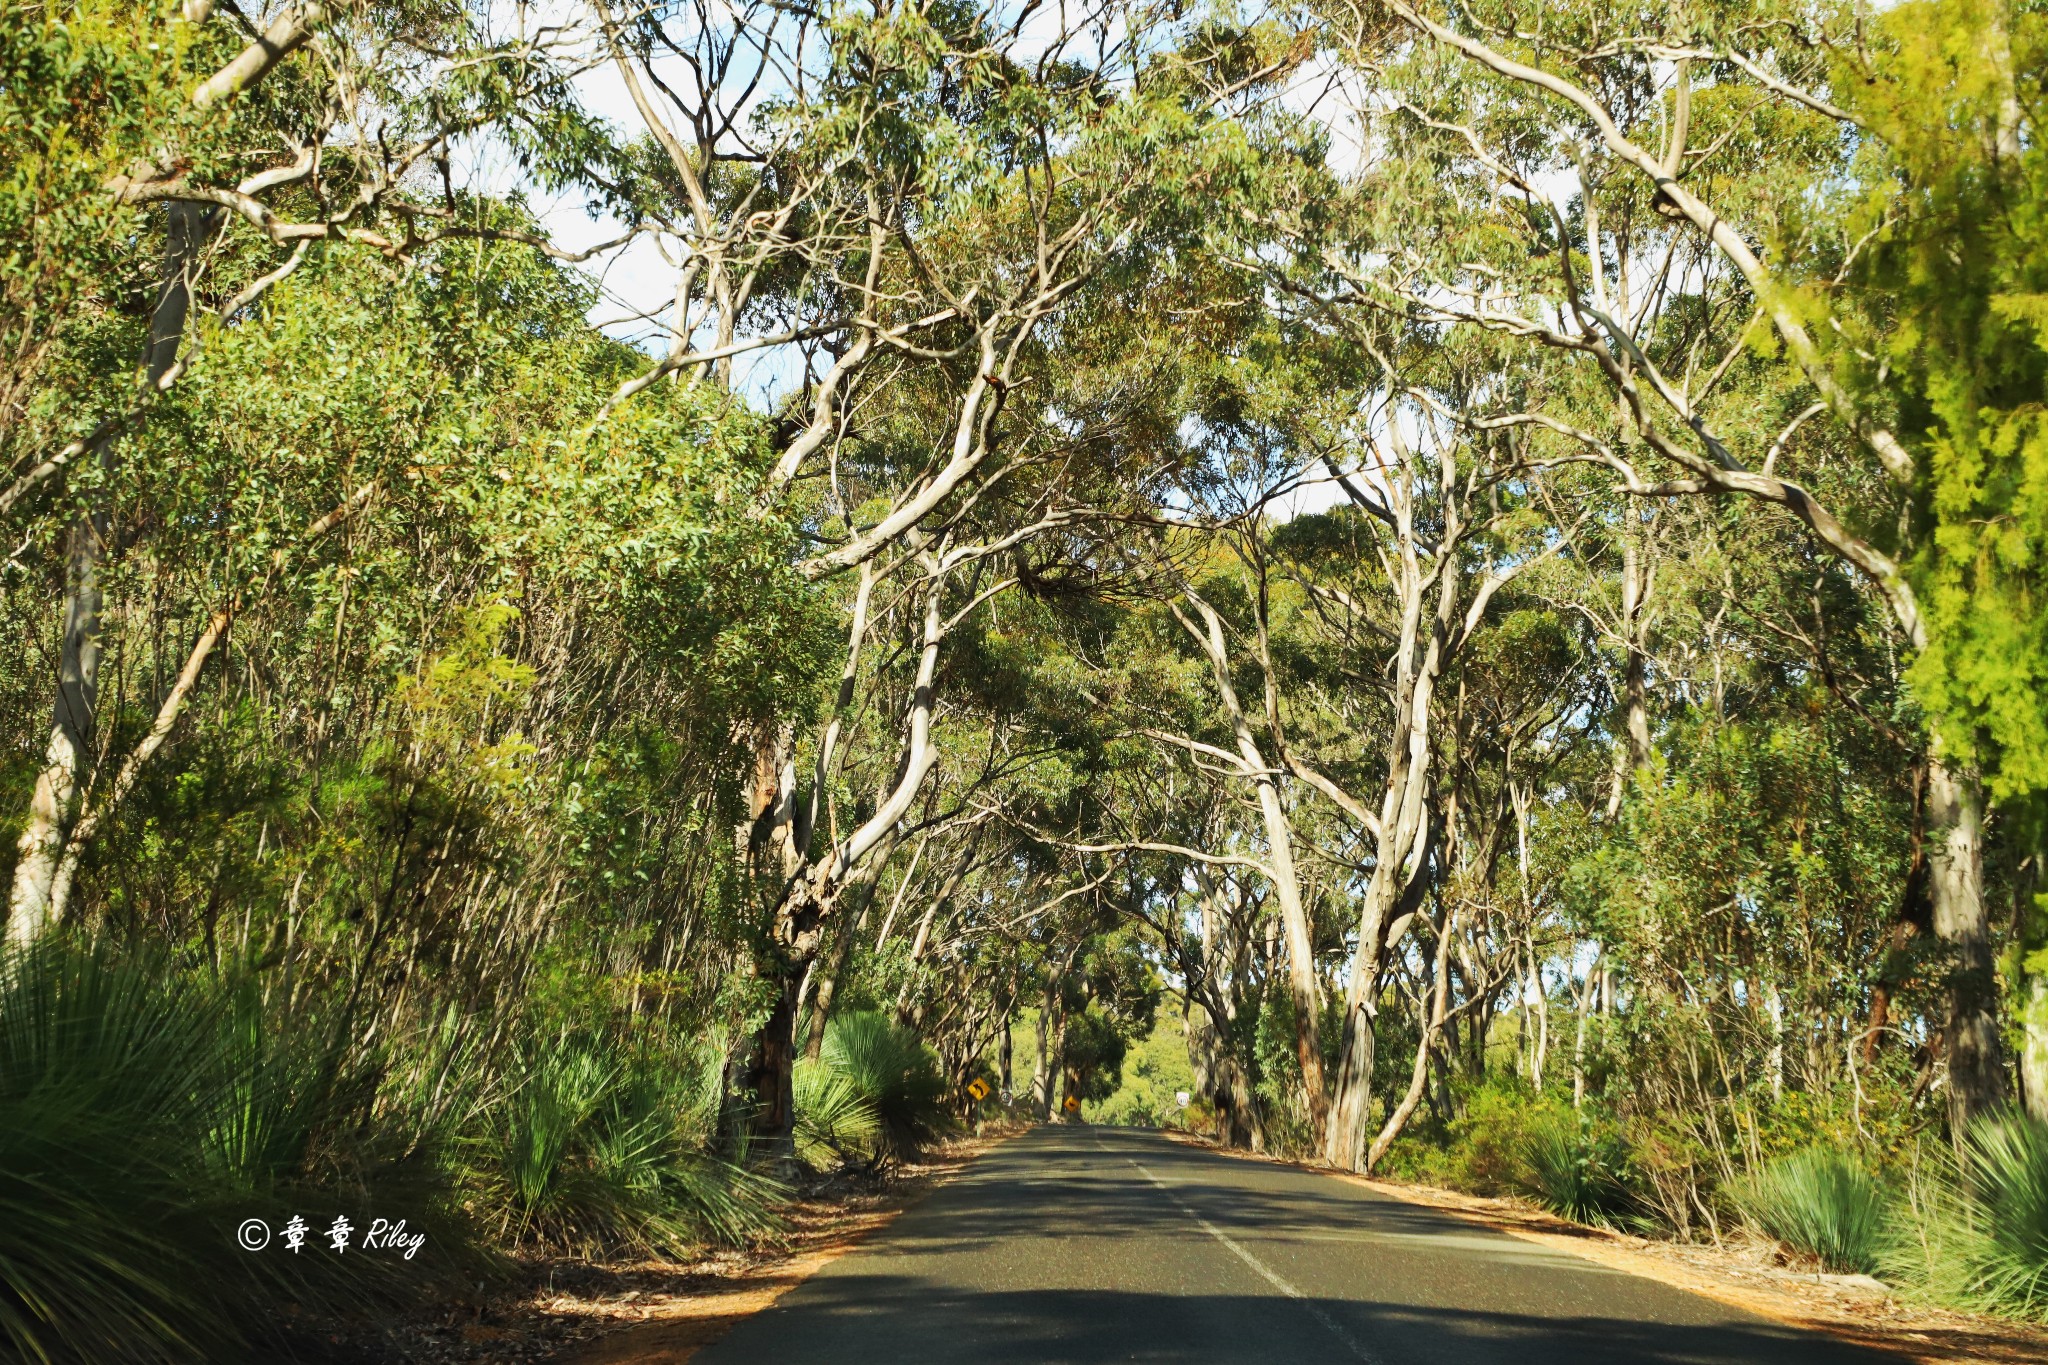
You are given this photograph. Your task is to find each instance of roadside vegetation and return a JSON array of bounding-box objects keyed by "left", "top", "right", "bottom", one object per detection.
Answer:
[{"left": 5, "top": 0, "right": 2048, "bottom": 1358}]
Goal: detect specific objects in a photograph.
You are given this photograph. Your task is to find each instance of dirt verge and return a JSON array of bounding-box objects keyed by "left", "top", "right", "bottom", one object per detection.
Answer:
[{"left": 497, "top": 1130, "right": 1016, "bottom": 1365}]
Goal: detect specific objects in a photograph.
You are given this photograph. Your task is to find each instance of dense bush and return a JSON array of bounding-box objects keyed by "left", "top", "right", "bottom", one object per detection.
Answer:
[{"left": 1386, "top": 1080, "right": 1567, "bottom": 1194}]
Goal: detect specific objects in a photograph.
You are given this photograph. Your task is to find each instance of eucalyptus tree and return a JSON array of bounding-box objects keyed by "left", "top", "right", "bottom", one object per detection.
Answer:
[
  {"left": 1151, "top": 307, "right": 1577, "bottom": 1168},
  {"left": 1137, "top": 816, "right": 1274, "bottom": 1150},
  {"left": 4, "top": 0, "right": 634, "bottom": 943},
  {"left": 1146, "top": 578, "right": 1338, "bottom": 1137},
  {"left": 1021, "top": 664, "right": 1280, "bottom": 1146},
  {"left": 1376, "top": 578, "right": 1600, "bottom": 1145},
  {"left": 666, "top": 4, "right": 1318, "bottom": 1152},
  {"left": 1308, "top": 0, "right": 2047, "bottom": 1130},
  {"left": 1270, "top": 426, "right": 1572, "bottom": 1165}
]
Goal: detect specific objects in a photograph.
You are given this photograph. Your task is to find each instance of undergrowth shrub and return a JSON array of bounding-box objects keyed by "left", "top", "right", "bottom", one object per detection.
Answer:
[
  {"left": 1250, "top": 989, "right": 1345, "bottom": 1158},
  {"left": 0, "top": 937, "right": 470, "bottom": 1363},
  {"left": 1734, "top": 1148, "right": 1888, "bottom": 1274},
  {"left": 474, "top": 1036, "right": 783, "bottom": 1255},
  {"left": 1884, "top": 1114, "right": 2048, "bottom": 1319},
  {"left": 819, "top": 1012, "right": 947, "bottom": 1163},
  {"left": 1452, "top": 1083, "right": 1565, "bottom": 1192},
  {"left": 1372, "top": 1078, "right": 1563, "bottom": 1191},
  {"left": 1516, "top": 1114, "right": 1641, "bottom": 1229}
]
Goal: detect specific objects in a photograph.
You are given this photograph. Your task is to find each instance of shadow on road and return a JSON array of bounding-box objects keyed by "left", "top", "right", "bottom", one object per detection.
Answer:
[
  {"left": 687, "top": 1128, "right": 1898, "bottom": 1363},
  {"left": 711, "top": 1274, "right": 1886, "bottom": 1364}
]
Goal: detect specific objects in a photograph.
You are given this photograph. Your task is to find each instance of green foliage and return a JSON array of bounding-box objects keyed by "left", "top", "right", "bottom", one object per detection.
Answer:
[
  {"left": 1563, "top": 704, "right": 1911, "bottom": 1001},
  {"left": 1839, "top": 0, "right": 2048, "bottom": 803},
  {"left": 820, "top": 1012, "right": 949, "bottom": 1163},
  {"left": 1086, "top": 1014, "right": 1199, "bottom": 1127},
  {"left": 1885, "top": 1115, "right": 2048, "bottom": 1319},
  {"left": 1517, "top": 1115, "right": 1641, "bottom": 1229},
  {"left": 1061, "top": 1006, "right": 1133, "bottom": 1105},
  {"left": 1250, "top": 986, "right": 1346, "bottom": 1156},
  {"left": 0, "top": 1, "right": 217, "bottom": 466},
  {"left": 1735, "top": 1149, "right": 1889, "bottom": 1275},
  {"left": 12, "top": 0, "right": 2048, "bottom": 1344}
]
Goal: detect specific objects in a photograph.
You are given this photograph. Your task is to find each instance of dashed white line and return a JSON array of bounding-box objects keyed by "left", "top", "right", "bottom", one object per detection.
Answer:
[{"left": 1099, "top": 1135, "right": 1385, "bottom": 1365}]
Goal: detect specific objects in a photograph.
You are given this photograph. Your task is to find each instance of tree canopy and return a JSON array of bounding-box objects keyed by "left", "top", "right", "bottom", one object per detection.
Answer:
[{"left": 6, "top": 0, "right": 2048, "bottom": 1353}]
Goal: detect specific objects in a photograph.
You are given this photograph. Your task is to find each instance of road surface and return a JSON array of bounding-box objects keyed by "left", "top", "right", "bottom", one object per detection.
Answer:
[{"left": 696, "top": 1125, "right": 1894, "bottom": 1364}]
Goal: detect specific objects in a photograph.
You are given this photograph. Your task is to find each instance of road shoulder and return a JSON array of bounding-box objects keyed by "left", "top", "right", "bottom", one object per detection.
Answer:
[
  {"left": 392, "top": 1130, "right": 1016, "bottom": 1365},
  {"left": 1160, "top": 1129, "right": 2048, "bottom": 1365},
  {"left": 559, "top": 1131, "right": 1019, "bottom": 1365}
]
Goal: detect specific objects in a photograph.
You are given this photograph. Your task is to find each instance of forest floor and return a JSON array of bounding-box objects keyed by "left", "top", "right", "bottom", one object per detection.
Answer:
[
  {"left": 1161, "top": 1132, "right": 2048, "bottom": 1365},
  {"left": 383, "top": 1128, "right": 1020, "bottom": 1365}
]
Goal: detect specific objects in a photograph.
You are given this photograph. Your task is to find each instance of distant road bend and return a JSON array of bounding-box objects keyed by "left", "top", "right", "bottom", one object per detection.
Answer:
[{"left": 698, "top": 1126, "right": 1893, "bottom": 1364}]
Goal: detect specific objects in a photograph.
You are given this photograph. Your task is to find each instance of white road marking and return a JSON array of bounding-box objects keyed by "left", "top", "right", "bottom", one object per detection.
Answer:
[{"left": 1102, "top": 1137, "right": 1385, "bottom": 1365}]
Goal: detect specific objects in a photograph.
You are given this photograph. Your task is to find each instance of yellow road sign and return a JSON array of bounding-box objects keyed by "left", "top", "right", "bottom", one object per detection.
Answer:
[
  {"left": 966, "top": 1078, "right": 991, "bottom": 1101},
  {"left": 1063, "top": 1095, "right": 1081, "bottom": 1113}
]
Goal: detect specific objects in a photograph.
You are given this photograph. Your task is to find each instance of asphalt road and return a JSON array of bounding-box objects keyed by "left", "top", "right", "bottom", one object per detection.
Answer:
[{"left": 695, "top": 1125, "right": 1897, "bottom": 1365}]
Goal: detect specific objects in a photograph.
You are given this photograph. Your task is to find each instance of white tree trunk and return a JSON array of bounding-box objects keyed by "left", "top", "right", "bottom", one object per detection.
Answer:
[
  {"left": 2021, "top": 972, "right": 2048, "bottom": 1126},
  {"left": 1177, "top": 593, "right": 1329, "bottom": 1136},
  {"left": 8, "top": 202, "right": 215, "bottom": 945},
  {"left": 1571, "top": 949, "right": 1599, "bottom": 1109},
  {"left": 1766, "top": 985, "right": 1786, "bottom": 1102}
]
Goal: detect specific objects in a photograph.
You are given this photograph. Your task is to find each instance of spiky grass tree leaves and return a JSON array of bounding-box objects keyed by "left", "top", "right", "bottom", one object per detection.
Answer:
[
  {"left": 821, "top": 1011, "right": 948, "bottom": 1164},
  {"left": 793, "top": 1060, "right": 883, "bottom": 1169},
  {"left": 0, "top": 939, "right": 222, "bottom": 1362},
  {"left": 1960, "top": 1113, "right": 2048, "bottom": 1315},
  {"left": 479, "top": 1037, "right": 785, "bottom": 1257},
  {"left": 1515, "top": 1114, "right": 1641, "bottom": 1231},
  {"left": 1885, "top": 1113, "right": 2048, "bottom": 1319},
  {"left": 0, "top": 936, "right": 478, "bottom": 1363},
  {"left": 1735, "top": 1149, "right": 1889, "bottom": 1276}
]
